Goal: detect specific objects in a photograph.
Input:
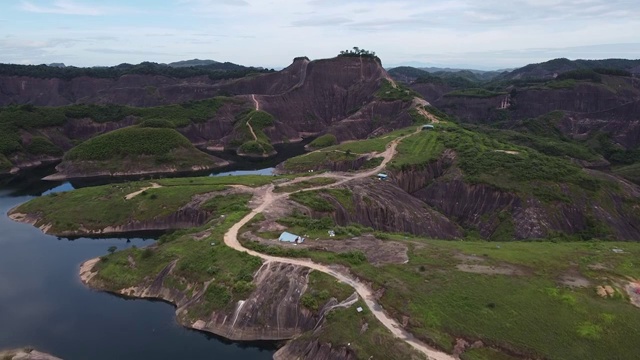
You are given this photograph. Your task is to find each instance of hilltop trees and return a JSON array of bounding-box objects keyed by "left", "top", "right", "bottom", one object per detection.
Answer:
[{"left": 339, "top": 47, "right": 377, "bottom": 58}]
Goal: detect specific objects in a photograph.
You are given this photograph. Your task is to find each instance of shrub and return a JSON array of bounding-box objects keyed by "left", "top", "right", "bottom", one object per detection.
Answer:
[
  {"left": 337, "top": 251, "right": 367, "bottom": 265},
  {"left": 25, "top": 136, "right": 63, "bottom": 156},
  {"left": 309, "top": 134, "right": 338, "bottom": 148},
  {"left": 289, "top": 191, "right": 335, "bottom": 212},
  {"left": 140, "top": 248, "right": 153, "bottom": 259},
  {"left": 139, "top": 119, "right": 176, "bottom": 128},
  {"left": 238, "top": 140, "right": 274, "bottom": 155}
]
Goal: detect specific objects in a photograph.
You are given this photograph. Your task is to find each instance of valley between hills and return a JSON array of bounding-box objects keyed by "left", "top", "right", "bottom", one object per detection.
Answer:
[{"left": 3, "top": 52, "right": 640, "bottom": 360}]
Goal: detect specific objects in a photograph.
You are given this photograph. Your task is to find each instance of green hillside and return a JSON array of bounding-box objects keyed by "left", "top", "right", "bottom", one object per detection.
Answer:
[{"left": 57, "top": 126, "right": 221, "bottom": 176}]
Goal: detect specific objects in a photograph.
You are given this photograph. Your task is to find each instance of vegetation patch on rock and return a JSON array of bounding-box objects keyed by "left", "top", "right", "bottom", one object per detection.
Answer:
[{"left": 308, "top": 134, "right": 338, "bottom": 149}]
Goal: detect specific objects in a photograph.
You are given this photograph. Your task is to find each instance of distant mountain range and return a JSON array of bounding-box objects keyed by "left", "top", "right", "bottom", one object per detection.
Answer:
[
  {"left": 1, "top": 59, "right": 270, "bottom": 81},
  {"left": 388, "top": 58, "right": 640, "bottom": 85},
  {"left": 167, "top": 59, "right": 221, "bottom": 68},
  {"left": 501, "top": 58, "right": 640, "bottom": 80}
]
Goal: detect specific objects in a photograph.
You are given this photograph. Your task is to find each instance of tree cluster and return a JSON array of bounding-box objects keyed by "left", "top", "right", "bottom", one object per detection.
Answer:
[{"left": 338, "top": 47, "right": 377, "bottom": 58}]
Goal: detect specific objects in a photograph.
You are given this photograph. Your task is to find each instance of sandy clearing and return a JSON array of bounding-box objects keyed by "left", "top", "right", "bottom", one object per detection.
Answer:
[
  {"left": 494, "top": 150, "right": 520, "bottom": 155},
  {"left": 456, "top": 264, "right": 523, "bottom": 276},
  {"left": 124, "top": 183, "right": 162, "bottom": 200}
]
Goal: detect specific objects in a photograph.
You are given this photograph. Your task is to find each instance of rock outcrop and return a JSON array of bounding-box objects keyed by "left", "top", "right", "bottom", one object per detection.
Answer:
[
  {"left": 425, "top": 78, "right": 640, "bottom": 150},
  {"left": 0, "top": 349, "right": 62, "bottom": 360},
  {"left": 85, "top": 259, "right": 343, "bottom": 342},
  {"left": 274, "top": 339, "right": 356, "bottom": 360},
  {"left": 303, "top": 178, "right": 463, "bottom": 240},
  {"left": 388, "top": 153, "right": 640, "bottom": 240}
]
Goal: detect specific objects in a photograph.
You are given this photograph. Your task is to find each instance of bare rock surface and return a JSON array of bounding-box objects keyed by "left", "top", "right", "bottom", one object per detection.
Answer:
[
  {"left": 274, "top": 340, "right": 356, "bottom": 360},
  {"left": 0, "top": 349, "right": 62, "bottom": 360}
]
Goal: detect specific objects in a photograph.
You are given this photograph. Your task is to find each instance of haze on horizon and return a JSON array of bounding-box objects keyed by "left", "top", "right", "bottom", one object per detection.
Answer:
[{"left": 1, "top": 0, "right": 639, "bottom": 70}]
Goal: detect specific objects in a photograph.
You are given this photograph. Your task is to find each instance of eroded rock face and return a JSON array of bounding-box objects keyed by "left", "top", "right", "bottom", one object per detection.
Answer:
[
  {"left": 318, "top": 178, "right": 463, "bottom": 240},
  {"left": 192, "top": 262, "right": 318, "bottom": 340},
  {"left": 393, "top": 155, "right": 640, "bottom": 240},
  {"left": 89, "top": 260, "right": 333, "bottom": 342},
  {"left": 561, "top": 100, "right": 640, "bottom": 149},
  {"left": 426, "top": 79, "right": 640, "bottom": 150},
  {"left": 390, "top": 149, "right": 456, "bottom": 194},
  {"left": 274, "top": 339, "right": 356, "bottom": 360}
]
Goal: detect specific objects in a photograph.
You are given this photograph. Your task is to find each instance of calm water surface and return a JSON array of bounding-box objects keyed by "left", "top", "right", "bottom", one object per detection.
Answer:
[{"left": 0, "top": 171, "right": 277, "bottom": 359}]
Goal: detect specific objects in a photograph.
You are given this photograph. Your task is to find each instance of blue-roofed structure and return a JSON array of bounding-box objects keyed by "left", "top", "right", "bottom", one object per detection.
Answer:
[
  {"left": 279, "top": 231, "right": 304, "bottom": 243},
  {"left": 377, "top": 173, "right": 388, "bottom": 180}
]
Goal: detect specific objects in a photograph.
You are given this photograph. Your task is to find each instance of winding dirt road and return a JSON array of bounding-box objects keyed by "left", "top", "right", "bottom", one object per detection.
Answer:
[{"left": 223, "top": 127, "right": 455, "bottom": 360}]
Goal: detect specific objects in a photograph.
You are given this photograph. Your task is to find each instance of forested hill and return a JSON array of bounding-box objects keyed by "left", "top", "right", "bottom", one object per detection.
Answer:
[
  {"left": 497, "top": 58, "right": 640, "bottom": 80},
  {"left": 0, "top": 61, "right": 273, "bottom": 80}
]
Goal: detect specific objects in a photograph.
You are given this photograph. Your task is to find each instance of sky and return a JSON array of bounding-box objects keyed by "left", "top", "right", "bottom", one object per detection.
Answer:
[{"left": 1, "top": 0, "right": 639, "bottom": 70}]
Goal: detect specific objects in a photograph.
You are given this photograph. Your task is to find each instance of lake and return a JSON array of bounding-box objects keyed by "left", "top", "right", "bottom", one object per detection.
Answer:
[{"left": 0, "top": 169, "right": 279, "bottom": 359}]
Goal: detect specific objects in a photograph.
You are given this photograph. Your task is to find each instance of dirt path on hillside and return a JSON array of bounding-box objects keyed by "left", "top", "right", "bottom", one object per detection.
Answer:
[
  {"left": 124, "top": 183, "right": 162, "bottom": 200},
  {"left": 247, "top": 95, "right": 261, "bottom": 142},
  {"left": 292, "top": 59, "right": 310, "bottom": 90},
  {"left": 223, "top": 126, "right": 454, "bottom": 360},
  {"left": 252, "top": 94, "right": 260, "bottom": 111},
  {"left": 415, "top": 106, "right": 439, "bottom": 123},
  {"left": 247, "top": 120, "right": 258, "bottom": 141}
]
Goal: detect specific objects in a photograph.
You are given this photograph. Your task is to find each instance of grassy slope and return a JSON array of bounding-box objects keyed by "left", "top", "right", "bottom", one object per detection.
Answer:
[
  {"left": 614, "top": 163, "right": 640, "bottom": 184},
  {"left": 388, "top": 130, "right": 445, "bottom": 170},
  {"left": 66, "top": 127, "right": 193, "bottom": 160},
  {"left": 232, "top": 110, "right": 275, "bottom": 155},
  {"left": 390, "top": 121, "right": 608, "bottom": 198},
  {"left": 300, "top": 271, "right": 354, "bottom": 311},
  {"left": 0, "top": 98, "right": 233, "bottom": 160},
  {"left": 60, "top": 126, "right": 220, "bottom": 174},
  {"left": 273, "top": 177, "right": 337, "bottom": 193},
  {"left": 308, "top": 134, "right": 338, "bottom": 149},
  {"left": 468, "top": 111, "right": 601, "bottom": 162},
  {"left": 156, "top": 175, "right": 281, "bottom": 188},
  {"left": 94, "top": 205, "right": 263, "bottom": 320},
  {"left": 283, "top": 127, "right": 412, "bottom": 172},
  {"left": 312, "top": 300, "right": 425, "bottom": 360},
  {"left": 376, "top": 79, "right": 421, "bottom": 102},
  {"left": 14, "top": 174, "right": 285, "bottom": 233},
  {"left": 87, "top": 188, "right": 421, "bottom": 360},
  {"left": 15, "top": 181, "right": 227, "bottom": 233},
  {"left": 0, "top": 153, "right": 11, "bottom": 171},
  {"left": 244, "top": 231, "right": 640, "bottom": 360}
]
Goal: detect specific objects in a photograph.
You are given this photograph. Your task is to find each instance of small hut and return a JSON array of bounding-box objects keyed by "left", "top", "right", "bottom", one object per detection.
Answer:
[{"left": 279, "top": 231, "right": 304, "bottom": 244}]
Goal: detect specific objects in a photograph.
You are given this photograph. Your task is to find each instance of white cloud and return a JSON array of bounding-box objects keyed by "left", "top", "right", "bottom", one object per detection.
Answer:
[
  {"left": 20, "top": 0, "right": 106, "bottom": 15},
  {"left": 2, "top": 0, "right": 639, "bottom": 68}
]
